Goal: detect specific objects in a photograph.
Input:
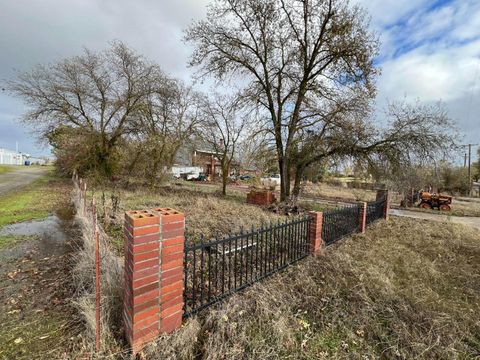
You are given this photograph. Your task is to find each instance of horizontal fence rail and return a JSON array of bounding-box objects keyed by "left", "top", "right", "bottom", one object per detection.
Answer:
[
  {"left": 183, "top": 216, "right": 312, "bottom": 317},
  {"left": 366, "top": 199, "right": 386, "bottom": 226},
  {"left": 322, "top": 204, "right": 362, "bottom": 245}
]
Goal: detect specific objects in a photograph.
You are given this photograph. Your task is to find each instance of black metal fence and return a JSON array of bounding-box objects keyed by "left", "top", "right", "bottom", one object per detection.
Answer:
[
  {"left": 366, "top": 199, "right": 386, "bottom": 226},
  {"left": 322, "top": 204, "right": 362, "bottom": 245},
  {"left": 183, "top": 216, "right": 312, "bottom": 317}
]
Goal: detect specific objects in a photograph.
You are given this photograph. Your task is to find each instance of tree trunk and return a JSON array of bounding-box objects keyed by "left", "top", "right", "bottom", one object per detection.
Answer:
[
  {"left": 221, "top": 161, "right": 228, "bottom": 196},
  {"left": 278, "top": 156, "right": 287, "bottom": 202},
  {"left": 292, "top": 163, "right": 305, "bottom": 197},
  {"left": 146, "top": 146, "right": 161, "bottom": 187}
]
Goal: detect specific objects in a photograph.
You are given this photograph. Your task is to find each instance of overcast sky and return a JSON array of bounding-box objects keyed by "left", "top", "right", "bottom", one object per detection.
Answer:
[{"left": 0, "top": 0, "right": 479, "bottom": 159}]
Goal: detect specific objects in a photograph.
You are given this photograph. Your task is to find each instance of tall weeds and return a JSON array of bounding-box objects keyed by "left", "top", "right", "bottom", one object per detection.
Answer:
[{"left": 71, "top": 180, "right": 125, "bottom": 355}]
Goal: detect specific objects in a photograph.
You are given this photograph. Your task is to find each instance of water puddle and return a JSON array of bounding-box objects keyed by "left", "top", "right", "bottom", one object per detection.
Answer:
[{"left": 0, "top": 207, "right": 76, "bottom": 260}]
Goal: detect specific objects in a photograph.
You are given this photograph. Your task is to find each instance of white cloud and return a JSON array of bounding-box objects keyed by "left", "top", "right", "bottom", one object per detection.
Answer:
[
  {"left": 378, "top": 41, "right": 480, "bottom": 102},
  {"left": 361, "top": 0, "right": 480, "bottom": 146}
]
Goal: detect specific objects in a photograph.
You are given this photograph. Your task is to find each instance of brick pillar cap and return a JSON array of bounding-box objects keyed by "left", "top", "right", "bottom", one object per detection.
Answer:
[
  {"left": 125, "top": 210, "right": 159, "bottom": 227},
  {"left": 152, "top": 208, "right": 183, "bottom": 216}
]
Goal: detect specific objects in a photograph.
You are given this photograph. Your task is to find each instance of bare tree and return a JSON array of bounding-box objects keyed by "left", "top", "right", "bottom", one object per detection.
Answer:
[
  {"left": 186, "top": 0, "right": 378, "bottom": 200},
  {"left": 134, "top": 77, "right": 201, "bottom": 185},
  {"left": 236, "top": 130, "right": 278, "bottom": 175},
  {"left": 7, "top": 41, "right": 159, "bottom": 177},
  {"left": 198, "top": 94, "right": 248, "bottom": 195}
]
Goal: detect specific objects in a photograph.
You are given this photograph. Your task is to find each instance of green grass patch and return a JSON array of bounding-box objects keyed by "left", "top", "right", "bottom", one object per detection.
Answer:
[
  {"left": 0, "top": 165, "right": 16, "bottom": 175},
  {"left": 0, "top": 174, "right": 70, "bottom": 228}
]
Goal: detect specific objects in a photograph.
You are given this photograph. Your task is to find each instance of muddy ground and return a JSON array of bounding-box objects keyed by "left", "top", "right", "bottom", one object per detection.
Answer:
[{"left": 0, "top": 177, "right": 85, "bottom": 359}]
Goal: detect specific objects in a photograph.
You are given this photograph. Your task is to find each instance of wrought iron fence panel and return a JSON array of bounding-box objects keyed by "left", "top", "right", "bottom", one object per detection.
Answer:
[
  {"left": 322, "top": 204, "right": 361, "bottom": 245},
  {"left": 183, "top": 216, "right": 311, "bottom": 317},
  {"left": 366, "top": 199, "right": 386, "bottom": 226}
]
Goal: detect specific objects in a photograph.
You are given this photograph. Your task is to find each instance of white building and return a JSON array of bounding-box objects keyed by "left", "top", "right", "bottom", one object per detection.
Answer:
[{"left": 0, "top": 148, "right": 23, "bottom": 165}]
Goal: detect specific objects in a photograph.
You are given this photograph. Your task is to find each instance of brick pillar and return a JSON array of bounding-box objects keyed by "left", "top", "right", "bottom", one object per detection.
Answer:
[
  {"left": 123, "top": 208, "right": 185, "bottom": 354},
  {"left": 308, "top": 211, "right": 323, "bottom": 255},
  {"left": 359, "top": 202, "right": 367, "bottom": 233},
  {"left": 153, "top": 208, "right": 185, "bottom": 334}
]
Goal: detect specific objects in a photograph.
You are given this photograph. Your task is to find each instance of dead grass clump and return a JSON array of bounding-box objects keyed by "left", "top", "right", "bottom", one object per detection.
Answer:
[
  {"left": 303, "top": 182, "right": 376, "bottom": 202},
  {"left": 71, "top": 183, "right": 125, "bottom": 356},
  {"left": 150, "top": 218, "right": 480, "bottom": 359}
]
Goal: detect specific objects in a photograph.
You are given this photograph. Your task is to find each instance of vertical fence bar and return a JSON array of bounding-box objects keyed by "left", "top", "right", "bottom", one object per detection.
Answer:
[
  {"left": 200, "top": 237, "right": 204, "bottom": 307},
  {"left": 207, "top": 243, "right": 212, "bottom": 304},
  {"left": 192, "top": 247, "right": 196, "bottom": 311},
  {"left": 95, "top": 229, "right": 101, "bottom": 352}
]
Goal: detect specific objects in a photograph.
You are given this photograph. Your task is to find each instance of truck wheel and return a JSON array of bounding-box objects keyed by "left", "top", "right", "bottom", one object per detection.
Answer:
[
  {"left": 439, "top": 204, "right": 451, "bottom": 211},
  {"left": 420, "top": 202, "right": 431, "bottom": 209}
]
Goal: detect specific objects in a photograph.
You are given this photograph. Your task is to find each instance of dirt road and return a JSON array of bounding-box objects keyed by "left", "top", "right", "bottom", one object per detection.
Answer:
[
  {"left": 390, "top": 208, "right": 480, "bottom": 229},
  {"left": 0, "top": 167, "right": 48, "bottom": 196}
]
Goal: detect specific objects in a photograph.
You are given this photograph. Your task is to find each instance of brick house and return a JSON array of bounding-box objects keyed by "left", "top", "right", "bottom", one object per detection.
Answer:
[{"left": 191, "top": 149, "right": 222, "bottom": 178}]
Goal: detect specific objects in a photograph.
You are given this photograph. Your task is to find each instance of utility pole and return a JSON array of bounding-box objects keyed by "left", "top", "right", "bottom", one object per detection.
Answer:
[
  {"left": 468, "top": 144, "right": 472, "bottom": 196},
  {"left": 464, "top": 153, "right": 467, "bottom": 168}
]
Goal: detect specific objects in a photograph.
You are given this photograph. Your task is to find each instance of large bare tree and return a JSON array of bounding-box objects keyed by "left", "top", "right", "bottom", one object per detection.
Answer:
[
  {"left": 186, "top": 0, "right": 378, "bottom": 200},
  {"left": 198, "top": 94, "right": 248, "bottom": 195},
  {"left": 7, "top": 41, "right": 159, "bottom": 177}
]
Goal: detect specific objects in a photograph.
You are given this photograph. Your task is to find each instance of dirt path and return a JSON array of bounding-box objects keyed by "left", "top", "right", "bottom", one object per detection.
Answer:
[
  {"left": 390, "top": 208, "right": 480, "bottom": 229},
  {"left": 0, "top": 167, "right": 48, "bottom": 196}
]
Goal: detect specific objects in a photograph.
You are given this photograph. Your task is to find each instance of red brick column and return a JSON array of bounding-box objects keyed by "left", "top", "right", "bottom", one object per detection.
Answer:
[
  {"left": 153, "top": 208, "right": 185, "bottom": 334},
  {"left": 308, "top": 211, "right": 323, "bottom": 255},
  {"left": 123, "top": 208, "right": 185, "bottom": 353},
  {"left": 124, "top": 210, "right": 161, "bottom": 353},
  {"left": 359, "top": 202, "right": 367, "bottom": 233}
]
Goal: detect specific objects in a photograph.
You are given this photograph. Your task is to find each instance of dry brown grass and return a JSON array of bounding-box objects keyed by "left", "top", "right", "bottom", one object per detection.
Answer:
[
  {"left": 71, "top": 182, "right": 126, "bottom": 357},
  {"left": 94, "top": 185, "right": 284, "bottom": 253},
  {"left": 146, "top": 217, "right": 480, "bottom": 359},
  {"left": 302, "top": 182, "right": 377, "bottom": 202}
]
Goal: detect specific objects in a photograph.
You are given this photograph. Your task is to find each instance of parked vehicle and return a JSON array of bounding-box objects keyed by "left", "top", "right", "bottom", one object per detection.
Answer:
[
  {"left": 187, "top": 172, "right": 206, "bottom": 181},
  {"left": 260, "top": 174, "right": 281, "bottom": 186},
  {"left": 419, "top": 191, "right": 452, "bottom": 211},
  {"left": 171, "top": 166, "right": 203, "bottom": 179},
  {"left": 239, "top": 174, "right": 254, "bottom": 181}
]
